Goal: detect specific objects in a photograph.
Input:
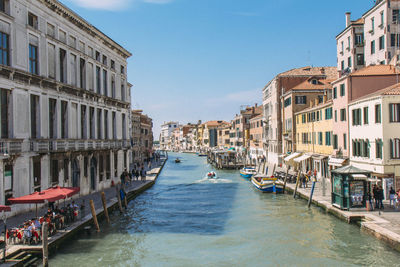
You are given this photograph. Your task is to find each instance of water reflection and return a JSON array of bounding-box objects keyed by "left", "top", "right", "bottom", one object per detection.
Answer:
[{"left": 50, "top": 153, "right": 399, "bottom": 266}]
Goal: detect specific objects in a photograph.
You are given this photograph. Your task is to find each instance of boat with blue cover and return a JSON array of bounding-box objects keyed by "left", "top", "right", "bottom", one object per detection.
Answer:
[
  {"left": 251, "top": 175, "right": 284, "bottom": 193},
  {"left": 239, "top": 167, "right": 257, "bottom": 179}
]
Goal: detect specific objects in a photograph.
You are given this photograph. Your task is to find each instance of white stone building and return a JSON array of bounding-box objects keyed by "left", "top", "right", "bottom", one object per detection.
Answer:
[
  {"left": 336, "top": 13, "right": 365, "bottom": 74},
  {"left": 159, "top": 121, "right": 178, "bottom": 150},
  {"left": 349, "top": 83, "right": 400, "bottom": 198},
  {"left": 363, "top": 0, "right": 400, "bottom": 66},
  {"left": 0, "top": 0, "right": 132, "bottom": 215}
]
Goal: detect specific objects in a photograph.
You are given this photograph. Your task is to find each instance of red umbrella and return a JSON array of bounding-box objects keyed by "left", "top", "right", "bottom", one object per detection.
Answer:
[
  {"left": 0, "top": 206, "right": 10, "bottom": 212},
  {"left": 8, "top": 186, "right": 80, "bottom": 204}
]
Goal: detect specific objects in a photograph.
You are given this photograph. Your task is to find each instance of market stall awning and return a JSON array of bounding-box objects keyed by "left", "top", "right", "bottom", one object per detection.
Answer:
[
  {"left": 331, "top": 165, "right": 371, "bottom": 175},
  {"left": 284, "top": 152, "right": 301, "bottom": 162},
  {"left": 312, "top": 155, "right": 328, "bottom": 161},
  {"left": 294, "top": 154, "right": 312, "bottom": 163},
  {"left": 0, "top": 205, "right": 11, "bottom": 212},
  {"left": 351, "top": 174, "right": 368, "bottom": 180},
  {"left": 328, "top": 157, "right": 347, "bottom": 167},
  {"left": 8, "top": 186, "right": 80, "bottom": 204}
]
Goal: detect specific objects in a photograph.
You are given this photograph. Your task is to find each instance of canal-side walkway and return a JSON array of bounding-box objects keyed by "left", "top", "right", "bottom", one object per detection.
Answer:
[
  {"left": 0, "top": 158, "right": 167, "bottom": 265},
  {"left": 283, "top": 178, "right": 400, "bottom": 252}
]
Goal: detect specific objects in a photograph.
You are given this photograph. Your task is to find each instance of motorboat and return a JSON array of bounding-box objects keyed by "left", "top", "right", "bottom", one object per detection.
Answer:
[
  {"left": 251, "top": 175, "right": 284, "bottom": 193},
  {"left": 239, "top": 167, "right": 257, "bottom": 179},
  {"left": 198, "top": 153, "right": 207, "bottom": 157},
  {"left": 175, "top": 158, "right": 181, "bottom": 163},
  {"left": 206, "top": 171, "right": 217, "bottom": 179}
]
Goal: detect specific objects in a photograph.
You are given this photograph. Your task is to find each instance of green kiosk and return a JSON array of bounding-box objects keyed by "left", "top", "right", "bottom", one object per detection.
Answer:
[{"left": 331, "top": 165, "right": 371, "bottom": 210}]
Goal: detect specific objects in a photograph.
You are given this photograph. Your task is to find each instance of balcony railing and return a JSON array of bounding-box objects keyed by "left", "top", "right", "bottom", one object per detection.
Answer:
[{"left": 0, "top": 140, "right": 24, "bottom": 155}]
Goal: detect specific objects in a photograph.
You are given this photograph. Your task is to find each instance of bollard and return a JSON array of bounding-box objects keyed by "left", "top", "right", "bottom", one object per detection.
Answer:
[
  {"left": 293, "top": 171, "right": 301, "bottom": 199},
  {"left": 42, "top": 222, "right": 49, "bottom": 267},
  {"left": 282, "top": 167, "right": 290, "bottom": 193},
  {"left": 101, "top": 192, "right": 110, "bottom": 224},
  {"left": 89, "top": 200, "right": 100, "bottom": 232},
  {"left": 116, "top": 184, "right": 124, "bottom": 213},
  {"left": 308, "top": 181, "right": 316, "bottom": 208}
]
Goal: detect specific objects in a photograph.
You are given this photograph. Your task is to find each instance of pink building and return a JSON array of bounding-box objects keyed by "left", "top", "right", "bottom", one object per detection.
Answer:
[{"left": 331, "top": 65, "right": 400, "bottom": 166}]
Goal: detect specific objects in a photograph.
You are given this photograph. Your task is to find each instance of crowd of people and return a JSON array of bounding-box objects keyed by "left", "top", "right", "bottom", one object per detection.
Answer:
[{"left": 6, "top": 201, "right": 82, "bottom": 245}]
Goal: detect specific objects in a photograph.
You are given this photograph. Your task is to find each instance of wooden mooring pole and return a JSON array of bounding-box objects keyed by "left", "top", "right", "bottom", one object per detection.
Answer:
[
  {"left": 90, "top": 200, "right": 100, "bottom": 232},
  {"left": 282, "top": 167, "right": 290, "bottom": 193},
  {"left": 308, "top": 180, "right": 316, "bottom": 208},
  {"left": 42, "top": 222, "right": 49, "bottom": 267},
  {"left": 101, "top": 192, "right": 110, "bottom": 224},
  {"left": 293, "top": 171, "right": 301, "bottom": 199}
]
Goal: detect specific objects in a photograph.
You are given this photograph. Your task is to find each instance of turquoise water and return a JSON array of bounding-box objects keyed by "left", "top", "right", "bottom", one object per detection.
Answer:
[{"left": 50, "top": 153, "right": 399, "bottom": 266}]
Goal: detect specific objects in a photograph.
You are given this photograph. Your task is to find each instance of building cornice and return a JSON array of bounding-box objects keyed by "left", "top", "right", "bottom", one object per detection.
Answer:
[{"left": 41, "top": 0, "right": 132, "bottom": 59}]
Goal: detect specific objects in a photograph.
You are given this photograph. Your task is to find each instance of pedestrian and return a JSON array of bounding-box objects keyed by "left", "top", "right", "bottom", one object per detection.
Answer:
[
  {"left": 120, "top": 169, "right": 126, "bottom": 185},
  {"left": 377, "top": 185, "right": 384, "bottom": 210},
  {"left": 373, "top": 185, "right": 378, "bottom": 209},
  {"left": 367, "top": 189, "right": 373, "bottom": 211},
  {"left": 148, "top": 160, "right": 151, "bottom": 170},
  {"left": 389, "top": 187, "right": 396, "bottom": 207},
  {"left": 141, "top": 167, "right": 146, "bottom": 182}
]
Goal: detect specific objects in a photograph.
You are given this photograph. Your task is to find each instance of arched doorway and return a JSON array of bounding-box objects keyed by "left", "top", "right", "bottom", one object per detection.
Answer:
[
  {"left": 90, "top": 157, "right": 97, "bottom": 191},
  {"left": 72, "top": 159, "right": 80, "bottom": 188}
]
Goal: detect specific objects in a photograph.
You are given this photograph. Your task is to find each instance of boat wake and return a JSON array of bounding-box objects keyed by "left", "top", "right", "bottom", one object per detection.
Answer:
[{"left": 194, "top": 177, "right": 233, "bottom": 184}]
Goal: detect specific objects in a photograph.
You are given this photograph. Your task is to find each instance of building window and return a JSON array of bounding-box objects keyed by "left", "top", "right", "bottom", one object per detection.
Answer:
[
  {"left": 284, "top": 97, "right": 291, "bottom": 107},
  {"left": 348, "top": 56, "right": 352, "bottom": 68},
  {"left": 325, "top": 107, "right": 332, "bottom": 120},
  {"left": 28, "top": 12, "right": 38, "bottom": 29},
  {"left": 393, "top": 9, "right": 400, "bottom": 24},
  {"left": 121, "top": 82, "right": 125, "bottom": 101},
  {"left": 356, "top": 54, "right": 364, "bottom": 66},
  {"left": 111, "top": 60, "right": 115, "bottom": 70},
  {"left": 97, "top": 109, "right": 102, "bottom": 139},
  {"left": 61, "top": 101, "right": 68, "bottom": 139},
  {"left": 95, "top": 51, "right": 100, "bottom": 61},
  {"left": 352, "top": 108, "right": 362, "bottom": 126},
  {"left": 340, "top": 84, "right": 345, "bottom": 97},
  {"left": 121, "top": 65, "right": 125, "bottom": 75},
  {"left": 99, "top": 155, "right": 104, "bottom": 182},
  {"left": 112, "top": 111, "right": 116, "bottom": 139},
  {"left": 96, "top": 66, "right": 101, "bottom": 94},
  {"left": 59, "top": 48, "right": 67, "bottom": 83},
  {"left": 343, "top": 133, "right": 347, "bottom": 150},
  {"left": 371, "top": 40, "right": 375, "bottom": 55},
  {"left": 302, "top": 114, "right": 306, "bottom": 123},
  {"left": 363, "top": 140, "right": 370, "bottom": 157},
  {"left": 375, "top": 104, "right": 381, "bottom": 123},
  {"left": 30, "top": 94, "right": 40, "bottom": 139},
  {"left": 0, "top": 89, "right": 9, "bottom": 138},
  {"left": 111, "top": 75, "right": 116, "bottom": 98},
  {"left": 363, "top": 106, "right": 369, "bottom": 124},
  {"left": 114, "top": 152, "right": 118, "bottom": 177},
  {"left": 318, "top": 132, "right": 323, "bottom": 145},
  {"left": 389, "top": 103, "right": 400, "bottom": 122},
  {"left": 69, "top": 35, "right": 76, "bottom": 49},
  {"left": 376, "top": 139, "right": 383, "bottom": 159},
  {"left": 334, "top": 110, "right": 337, "bottom": 122},
  {"left": 355, "top": 34, "right": 364, "bottom": 45},
  {"left": 295, "top": 96, "right": 306, "bottom": 104},
  {"left": 81, "top": 105, "right": 87, "bottom": 139},
  {"left": 122, "top": 114, "right": 126, "bottom": 139},
  {"left": 341, "top": 60, "right": 344, "bottom": 71},
  {"left": 102, "top": 55, "right": 107, "bottom": 66},
  {"left": 70, "top": 53, "right": 77, "bottom": 86},
  {"left": 0, "top": 0, "right": 8, "bottom": 14},
  {"left": 51, "top": 159, "right": 59, "bottom": 184},
  {"left": 63, "top": 159, "right": 69, "bottom": 182},
  {"left": 391, "top": 34, "right": 400, "bottom": 47},
  {"left": 80, "top": 58, "right": 86, "bottom": 89},
  {"left": 379, "top": 35, "right": 385, "bottom": 50},
  {"left": 29, "top": 44, "right": 38, "bottom": 74},
  {"left": 325, "top": 132, "right": 331, "bottom": 146},
  {"left": 104, "top": 110, "right": 108, "bottom": 139},
  {"left": 89, "top": 107, "right": 95, "bottom": 139},
  {"left": 371, "top": 17, "right": 375, "bottom": 32},
  {"left": 84, "top": 156, "right": 88, "bottom": 177},
  {"left": 103, "top": 69, "right": 108, "bottom": 96},
  {"left": 49, "top": 98, "right": 57, "bottom": 139},
  {"left": 390, "top": 139, "right": 400, "bottom": 159},
  {"left": 333, "top": 134, "right": 338, "bottom": 149},
  {"left": 380, "top": 11, "right": 384, "bottom": 25},
  {"left": 340, "top": 108, "right": 346, "bottom": 121},
  {"left": 0, "top": 32, "right": 9, "bottom": 66},
  {"left": 333, "top": 87, "right": 337, "bottom": 99}
]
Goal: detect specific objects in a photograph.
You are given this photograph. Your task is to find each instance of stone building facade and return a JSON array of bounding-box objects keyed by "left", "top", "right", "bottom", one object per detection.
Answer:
[{"left": 0, "top": 0, "right": 132, "bottom": 215}]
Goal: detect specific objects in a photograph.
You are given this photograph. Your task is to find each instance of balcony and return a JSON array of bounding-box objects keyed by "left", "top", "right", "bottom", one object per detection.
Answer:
[{"left": 0, "top": 140, "right": 24, "bottom": 155}]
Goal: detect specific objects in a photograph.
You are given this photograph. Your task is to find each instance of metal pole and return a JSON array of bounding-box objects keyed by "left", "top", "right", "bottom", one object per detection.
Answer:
[
  {"left": 308, "top": 181, "right": 316, "bottom": 208},
  {"left": 3, "top": 220, "right": 6, "bottom": 263}
]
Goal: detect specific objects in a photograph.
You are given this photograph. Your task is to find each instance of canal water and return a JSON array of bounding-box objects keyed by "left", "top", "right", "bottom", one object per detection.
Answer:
[{"left": 50, "top": 153, "right": 399, "bottom": 266}]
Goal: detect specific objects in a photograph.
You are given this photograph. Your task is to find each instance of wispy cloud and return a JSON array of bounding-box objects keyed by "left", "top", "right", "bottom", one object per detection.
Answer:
[
  {"left": 205, "top": 89, "right": 261, "bottom": 107},
  {"left": 66, "top": 0, "right": 173, "bottom": 11}
]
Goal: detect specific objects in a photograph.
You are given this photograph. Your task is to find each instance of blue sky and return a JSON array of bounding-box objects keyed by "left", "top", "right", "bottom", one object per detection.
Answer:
[{"left": 61, "top": 0, "right": 373, "bottom": 139}]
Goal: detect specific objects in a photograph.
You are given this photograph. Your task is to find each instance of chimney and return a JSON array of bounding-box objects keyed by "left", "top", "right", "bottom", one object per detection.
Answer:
[{"left": 345, "top": 12, "right": 351, "bottom": 27}]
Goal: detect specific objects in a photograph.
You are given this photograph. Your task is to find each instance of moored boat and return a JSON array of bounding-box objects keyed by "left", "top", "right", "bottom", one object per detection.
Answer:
[
  {"left": 239, "top": 167, "right": 257, "bottom": 179},
  {"left": 206, "top": 171, "right": 217, "bottom": 179},
  {"left": 251, "top": 176, "right": 284, "bottom": 193},
  {"left": 175, "top": 158, "right": 181, "bottom": 163},
  {"left": 198, "top": 153, "right": 207, "bottom": 157}
]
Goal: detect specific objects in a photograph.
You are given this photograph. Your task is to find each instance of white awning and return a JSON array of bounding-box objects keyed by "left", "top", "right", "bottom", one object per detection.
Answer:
[
  {"left": 312, "top": 155, "right": 328, "bottom": 161},
  {"left": 328, "top": 157, "right": 347, "bottom": 167},
  {"left": 294, "top": 154, "right": 312, "bottom": 163},
  {"left": 352, "top": 174, "right": 368, "bottom": 180},
  {"left": 284, "top": 152, "right": 301, "bottom": 162}
]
